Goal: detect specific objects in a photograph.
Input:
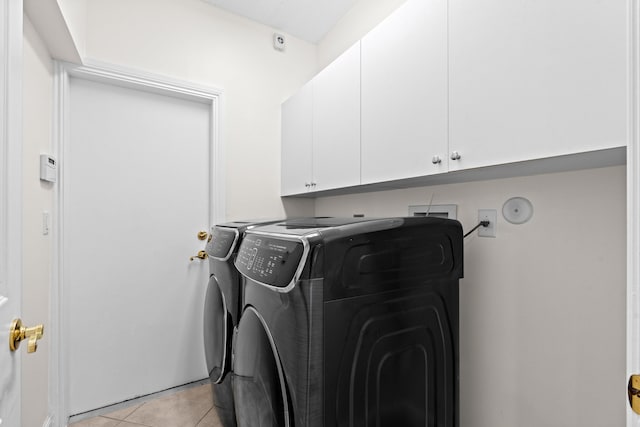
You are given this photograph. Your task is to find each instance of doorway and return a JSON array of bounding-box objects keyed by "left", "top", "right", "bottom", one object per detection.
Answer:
[{"left": 52, "top": 62, "right": 225, "bottom": 422}]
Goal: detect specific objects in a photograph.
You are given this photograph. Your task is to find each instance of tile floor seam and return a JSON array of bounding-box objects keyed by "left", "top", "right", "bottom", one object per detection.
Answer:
[
  {"left": 71, "top": 384, "right": 216, "bottom": 427},
  {"left": 120, "top": 401, "right": 146, "bottom": 422},
  {"left": 115, "top": 420, "right": 153, "bottom": 427},
  {"left": 194, "top": 407, "right": 213, "bottom": 427}
]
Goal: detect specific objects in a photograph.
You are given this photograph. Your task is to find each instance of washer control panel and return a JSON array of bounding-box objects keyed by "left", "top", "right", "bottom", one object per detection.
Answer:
[
  {"left": 235, "top": 234, "right": 304, "bottom": 288},
  {"left": 206, "top": 227, "right": 239, "bottom": 260}
]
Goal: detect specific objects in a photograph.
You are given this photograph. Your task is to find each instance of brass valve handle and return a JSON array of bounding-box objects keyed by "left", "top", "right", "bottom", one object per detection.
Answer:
[
  {"left": 197, "top": 231, "right": 209, "bottom": 241},
  {"left": 190, "top": 250, "right": 208, "bottom": 261},
  {"left": 9, "top": 318, "right": 44, "bottom": 353}
]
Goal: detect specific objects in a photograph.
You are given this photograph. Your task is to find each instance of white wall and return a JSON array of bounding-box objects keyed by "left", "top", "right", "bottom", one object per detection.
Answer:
[
  {"left": 23, "top": 0, "right": 83, "bottom": 64},
  {"left": 56, "top": 0, "right": 87, "bottom": 57},
  {"left": 317, "top": 0, "right": 406, "bottom": 69},
  {"left": 22, "top": 14, "right": 54, "bottom": 427},
  {"left": 84, "top": 0, "right": 317, "bottom": 220},
  {"left": 316, "top": 167, "right": 627, "bottom": 426}
]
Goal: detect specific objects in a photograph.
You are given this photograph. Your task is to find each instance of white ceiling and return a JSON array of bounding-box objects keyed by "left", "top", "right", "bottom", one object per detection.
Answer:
[{"left": 201, "top": 0, "right": 359, "bottom": 43}]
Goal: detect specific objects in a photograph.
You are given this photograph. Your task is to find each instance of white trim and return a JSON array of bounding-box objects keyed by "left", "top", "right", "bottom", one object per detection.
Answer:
[
  {"left": 51, "top": 61, "right": 225, "bottom": 425},
  {"left": 0, "top": 0, "right": 22, "bottom": 426},
  {"left": 70, "top": 59, "right": 223, "bottom": 103},
  {"left": 628, "top": 0, "right": 640, "bottom": 425},
  {"left": 50, "top": 61, "right": 68, "bottom": 427}
]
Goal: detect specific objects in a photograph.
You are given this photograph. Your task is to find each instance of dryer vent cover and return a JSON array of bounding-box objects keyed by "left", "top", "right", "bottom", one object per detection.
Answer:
[{"left": 502, "top": 197, "right": 533, "bottom": 224}]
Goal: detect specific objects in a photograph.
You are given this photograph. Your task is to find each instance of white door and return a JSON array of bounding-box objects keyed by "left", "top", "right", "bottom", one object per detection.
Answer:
[
  {"left": 62, "top": 69, "right": 220, "bottom": 416},
  {"left": 0, "top": 0, "right": 22, "bottom": 425}
]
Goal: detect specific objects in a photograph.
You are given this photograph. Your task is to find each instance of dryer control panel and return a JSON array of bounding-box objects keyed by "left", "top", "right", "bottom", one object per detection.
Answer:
[{"left": 235, "top": 234, "right": 305, "bottom": 289}]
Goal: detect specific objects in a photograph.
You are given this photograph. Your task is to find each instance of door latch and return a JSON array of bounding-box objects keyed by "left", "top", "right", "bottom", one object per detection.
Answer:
[
  {"left": 9, "top": 318, "right": 44, "bottom": 353},
  {"left": 190, "top": 250, "right": 208, "bottom": 261},
  {"left": 629, "top": 375, "right": 640, "bottom": 414}
]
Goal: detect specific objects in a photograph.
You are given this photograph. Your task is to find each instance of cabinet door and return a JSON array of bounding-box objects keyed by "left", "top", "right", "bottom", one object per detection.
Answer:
[
  {"left": 449, "top": 0, "right": 627, "bottom": 171},
  {"left": 313, "top": 42, "right": 361, "bottom": 192},
  {"left": 281, "top": 82, "right": 313, "bottom": 196},
  {"left": 361, "top": 0, "right": 448, "bottom": 184}
]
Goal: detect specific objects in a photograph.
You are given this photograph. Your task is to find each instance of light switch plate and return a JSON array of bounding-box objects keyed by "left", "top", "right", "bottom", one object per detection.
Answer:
[
  {"left": 478, "top": 209, "right": 497, "bottom": 237},
  {"left": 43, "top": 211, "right": 50, "bottom": 236}
]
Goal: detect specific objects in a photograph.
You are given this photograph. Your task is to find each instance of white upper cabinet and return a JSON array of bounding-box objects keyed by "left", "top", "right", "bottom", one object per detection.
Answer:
[
  {"left": 312, "top": 41, "right": 361, "bottom": 192},
  {"left": 361, "top": 0, "right": 448, "bottom": 184},
  {"left": 448, "top": 0, "right": 628, "bottom": 171},
  {"left": 281, "top": 0, "right": 629, "bottom": 196},
  {"left": 281, "top": 81, "right": 313, "bottom": 196}
]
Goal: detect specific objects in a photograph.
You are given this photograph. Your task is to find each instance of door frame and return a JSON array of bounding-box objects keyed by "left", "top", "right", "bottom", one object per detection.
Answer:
[
  {"left": 0, "top": 0, "right": 22, "bottom": 424},
  {"left": 51, "top": 60, "right": 225, "bottom": 425},
  {"left": 629, "top": 0, "right": 640, "bottom": 425}
]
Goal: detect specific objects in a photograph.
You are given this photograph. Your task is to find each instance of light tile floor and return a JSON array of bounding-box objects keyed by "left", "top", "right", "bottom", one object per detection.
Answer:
[{"left": 69, "top": 383, "right": 222, "bottom": 427}]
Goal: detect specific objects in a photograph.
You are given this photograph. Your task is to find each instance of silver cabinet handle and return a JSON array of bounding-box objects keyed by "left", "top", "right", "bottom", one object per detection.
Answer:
[
  {"left": 432, "top": 155, "right": 442, "bottom": 165},
  {"left": 450, "top": 151, "right": 461, "bottom": 161}
]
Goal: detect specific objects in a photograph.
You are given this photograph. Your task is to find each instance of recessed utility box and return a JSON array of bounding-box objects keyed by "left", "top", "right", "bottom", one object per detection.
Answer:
[{"left": 409, "top": 204, "right": 457, "bottom": 220}]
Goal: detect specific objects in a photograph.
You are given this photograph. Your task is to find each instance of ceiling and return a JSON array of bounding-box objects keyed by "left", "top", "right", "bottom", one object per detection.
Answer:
[{"left": 201, "top": 0, "right": 359, "bottom": 44}]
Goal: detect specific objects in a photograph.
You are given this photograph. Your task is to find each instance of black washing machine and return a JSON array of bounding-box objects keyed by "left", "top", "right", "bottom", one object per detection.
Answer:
[
  {"left": 203, "top": 220, "right": 282, "bottom": 427},
  {"left": 232, "top": 217, "right": 463, "bottom": 427}
]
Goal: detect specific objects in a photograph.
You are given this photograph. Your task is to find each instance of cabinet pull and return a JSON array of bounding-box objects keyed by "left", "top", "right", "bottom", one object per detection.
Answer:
[
  {"left": 450, "top": 151, "right": 461, "bottom": 161},
  {"left": 432, "top": 155, "right": 442, "bottom": 165}
]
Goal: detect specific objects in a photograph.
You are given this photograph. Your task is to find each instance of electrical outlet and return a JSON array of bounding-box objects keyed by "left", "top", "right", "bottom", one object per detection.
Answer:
[{"left": 478, "top": 209, "right": 497, "bottom": 237}]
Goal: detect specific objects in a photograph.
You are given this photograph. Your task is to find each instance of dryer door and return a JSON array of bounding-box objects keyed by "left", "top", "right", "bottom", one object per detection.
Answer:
[
  {"left": 233, "top": 306, "right": 290, "bottom": 427},
  {"left": 203, "top": 275, "right": 232, "bottom": 383}
]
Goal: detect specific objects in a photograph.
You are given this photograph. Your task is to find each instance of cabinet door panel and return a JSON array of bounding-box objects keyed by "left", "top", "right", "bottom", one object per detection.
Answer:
[
  {"left": 281, "top": 82, "right": 313, "bottom": 196},
  {"left": 449, "top": 0, "right": 627, "bottom": 171},
  {"left": 361, "top": 0, "right": 448, "bottom": 184},
  {"left": 313, "top": 42, "right": 361, "bottom": 192}
]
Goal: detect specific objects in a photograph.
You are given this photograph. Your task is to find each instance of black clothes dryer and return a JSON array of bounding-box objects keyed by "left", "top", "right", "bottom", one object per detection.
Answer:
[
  {"left": 232, "top": 217, "right": 463, "bottom": 427},
  {"left": 202, "top": 220, "right": 281, "bottom": 427}
]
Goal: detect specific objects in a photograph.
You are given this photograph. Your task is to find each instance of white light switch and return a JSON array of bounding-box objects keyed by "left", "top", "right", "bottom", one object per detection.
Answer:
[{"left": 43, "top": 211, "right": 50, "bottom": 236}]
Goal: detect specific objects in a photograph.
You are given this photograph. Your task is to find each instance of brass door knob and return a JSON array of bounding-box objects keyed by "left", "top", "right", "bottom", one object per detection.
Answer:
[
  {"left": 9, "top": 318, "right": 44, "bottom": 353},
  {"left": 197, "top": 231, "right": 209, "bottom": 241},
  {"left": 190, "top": 250, "right": 208, "bottom": 261},
  {"left": 630, "top": 375, "right": 640, "bottom": 414}
]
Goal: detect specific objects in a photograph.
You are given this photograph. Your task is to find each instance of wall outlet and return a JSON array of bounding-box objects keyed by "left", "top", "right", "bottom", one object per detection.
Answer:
[{"left": 478, "top": 209, "right": 497, "bottom": 237}]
